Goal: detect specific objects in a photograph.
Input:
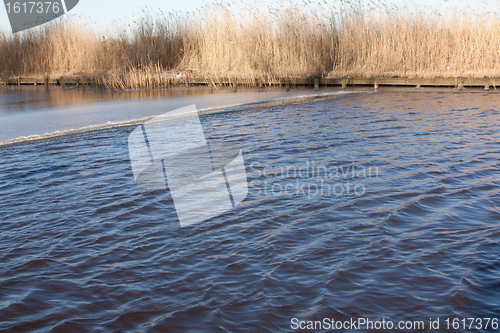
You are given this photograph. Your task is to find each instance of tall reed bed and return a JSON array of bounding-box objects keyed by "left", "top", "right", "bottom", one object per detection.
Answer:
[{"left": 1, "top": 1, "right": 500, "bottom": 88}]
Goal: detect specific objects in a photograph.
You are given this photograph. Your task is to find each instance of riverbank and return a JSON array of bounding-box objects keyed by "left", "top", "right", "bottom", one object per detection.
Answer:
[
  {"left": 2, "top": 1, "right": 500, "bottom": 88},
  {"left": 2, "top": 76, "right": 499, "bottom": 90}
]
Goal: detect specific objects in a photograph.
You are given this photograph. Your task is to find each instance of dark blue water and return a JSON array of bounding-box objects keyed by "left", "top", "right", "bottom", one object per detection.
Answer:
[{"left": 1, "top": 91, "right": 499, "bottom": 332}]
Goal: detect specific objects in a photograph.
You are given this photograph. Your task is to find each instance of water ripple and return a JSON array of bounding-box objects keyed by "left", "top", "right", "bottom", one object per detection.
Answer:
[{"left": 1, "top": 91, "right": 499, "bottom": 332}]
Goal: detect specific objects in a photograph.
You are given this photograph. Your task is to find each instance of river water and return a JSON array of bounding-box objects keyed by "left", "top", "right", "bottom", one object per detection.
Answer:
[{"left": 0, "top": 87, "right": 499, "bottom": 332}]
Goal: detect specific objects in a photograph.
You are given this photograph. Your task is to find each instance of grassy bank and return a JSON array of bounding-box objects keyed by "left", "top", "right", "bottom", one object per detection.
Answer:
[{"left": 1, "top": 1, "right": 500, "bottom": 88}]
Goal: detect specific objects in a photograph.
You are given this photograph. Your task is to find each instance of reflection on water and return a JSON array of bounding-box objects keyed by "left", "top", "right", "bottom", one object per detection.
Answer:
[
  {"left": 0, "top": 85, "right": 247, "bottom": 114},
  {"left": 0, "top": 91, "right": 499, "bottom": 332},
  {"left": 0, "top": 85, "right": 343, "bottom": 144}
]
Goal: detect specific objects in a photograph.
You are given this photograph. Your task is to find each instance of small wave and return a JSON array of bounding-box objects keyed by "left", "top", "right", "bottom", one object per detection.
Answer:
[{"left": 0, "top": 91, "right": 354, "bottom": 148}]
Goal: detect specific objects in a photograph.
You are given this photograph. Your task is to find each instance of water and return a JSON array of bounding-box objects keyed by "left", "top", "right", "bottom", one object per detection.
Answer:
[
  {"left": 0, "top": 90, "right": 499, "bottom": 332},
  {"left": 0, "top": 86, "right": 339, "bottom": 145}
]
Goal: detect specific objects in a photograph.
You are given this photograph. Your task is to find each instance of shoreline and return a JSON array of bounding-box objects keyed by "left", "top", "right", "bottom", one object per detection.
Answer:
[{"left": 1, "top": 76, "right": 498, "bottom": 91}]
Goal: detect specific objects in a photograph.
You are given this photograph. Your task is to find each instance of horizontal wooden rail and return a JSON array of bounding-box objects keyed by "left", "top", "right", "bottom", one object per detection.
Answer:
[
  {"left": 0, "top": 77, "right": 93, "bottom": 86},
  {"left": 0, "top": 76, "right": 497, "bottom": 90}
]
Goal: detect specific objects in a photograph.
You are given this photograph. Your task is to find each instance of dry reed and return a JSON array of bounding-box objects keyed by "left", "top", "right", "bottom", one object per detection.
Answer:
[{"left": 1, "top": 1, "right": 500, "bottom": 88}]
